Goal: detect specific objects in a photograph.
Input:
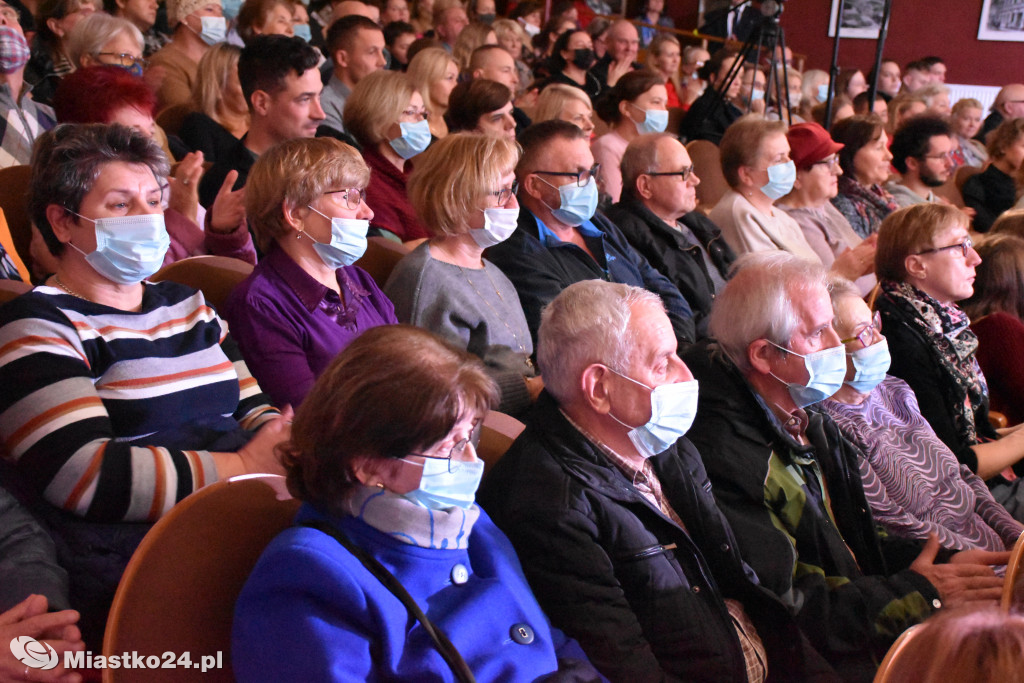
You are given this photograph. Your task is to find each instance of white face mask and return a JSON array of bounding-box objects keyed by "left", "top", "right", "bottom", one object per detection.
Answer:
[
  {"left": 67, "top": 212, "right": 170, "bottom": 284},
  {"left": 469, "top": 207, "right": 519, "bottom": 248},
  {"left": 186, "top": 15, "right": 227, "bottom": 45},
  {"left": 606, "top": 368, "right": 700, "bottom": 459},
  {"left": 303, "top": 206, "right": 369, "bottom": 268}
]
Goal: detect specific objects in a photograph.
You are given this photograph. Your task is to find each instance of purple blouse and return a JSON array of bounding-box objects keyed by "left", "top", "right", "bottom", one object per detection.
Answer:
[{"left": 222, "top": 245, "right": 397, "bottom": 409}]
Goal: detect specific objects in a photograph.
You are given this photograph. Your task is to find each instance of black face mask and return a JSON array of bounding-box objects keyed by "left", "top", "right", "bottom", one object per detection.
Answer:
[{"left": 571, "top": 48, "right": 596, "bottom": 70}]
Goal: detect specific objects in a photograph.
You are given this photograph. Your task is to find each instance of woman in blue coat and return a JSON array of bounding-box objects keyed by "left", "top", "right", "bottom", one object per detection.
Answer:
[{"left": 232, "top": 324, "right": 600, "bottom": 682}]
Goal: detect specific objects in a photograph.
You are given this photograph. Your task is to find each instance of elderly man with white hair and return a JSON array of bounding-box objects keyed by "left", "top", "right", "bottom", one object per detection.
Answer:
[
  {"left": 479, "top": 279, "right": 836, "bottom": 683},
  {"left": 682, "top": 252, "right": 1010, "bottom": 680}
]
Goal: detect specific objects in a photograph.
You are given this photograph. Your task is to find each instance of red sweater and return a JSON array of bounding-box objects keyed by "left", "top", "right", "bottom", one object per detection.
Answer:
[
  {"left": 362, "top": 145, "right": 430, "bottom": 241},
  {"left": 972, "top": 311, "right": 1024, "bottom": 426}
]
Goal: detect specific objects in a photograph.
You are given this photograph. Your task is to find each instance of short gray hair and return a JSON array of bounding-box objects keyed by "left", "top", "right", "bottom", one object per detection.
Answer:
[
  {"left": 709, "top": 252, "right": 828, "bottom": 372},
  {"left": 538, "top": 280, "right": 663, "bottom": 405},
  {"left": 916, "top": 82, "right": 951, "bottom": 107},
  {"left": 67, "top": 13, "right": 144, "bottom": 68}
]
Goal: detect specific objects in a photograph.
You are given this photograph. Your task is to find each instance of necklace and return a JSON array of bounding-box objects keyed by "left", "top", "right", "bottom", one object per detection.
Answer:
[
  {"left": 456, "top": 264, "right": 533, "bottom": 369},
  {"left": 53, "top": 274, "right": 91, "bottom": 302}
]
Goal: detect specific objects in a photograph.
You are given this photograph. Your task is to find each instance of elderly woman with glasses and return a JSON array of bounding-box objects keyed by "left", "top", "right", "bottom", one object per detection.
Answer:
[
  {"left": 876, "top": 203, "right": 1024, "bottom": 521},
  {"left": 777, "top": 122, "right": 877, "bottom": 295},
  {"left": 232, "top": 325, "right": 597, "bottom": 682},
  {"left": 823, "top": 275, "right": 1022, "bottom": 554},
  {"left": 222, "top": 137, "right": 397, "bottom": 410},
  {"left": 384, "top": 133, "right": 541, "bottom": 418}
]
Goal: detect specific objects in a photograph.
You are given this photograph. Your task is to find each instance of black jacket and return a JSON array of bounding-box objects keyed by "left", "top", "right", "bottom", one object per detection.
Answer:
[
  {"left": 485, "top": 209, "right": 695, "bottom": 347},
  {"left": 683, "top": 340, "right": 941, "bottom": 680},
  {"left": 700, "top": 4, "right": 762, "bottom": 41},
  {"left": 606, "top": 199, "right": 736, "bottom": 338},
  {"left": 478, "top": 393, "right": 837, "bottom": 683},
  {"left": 680, "top": 86, "right": 744, "bottom": 144}
]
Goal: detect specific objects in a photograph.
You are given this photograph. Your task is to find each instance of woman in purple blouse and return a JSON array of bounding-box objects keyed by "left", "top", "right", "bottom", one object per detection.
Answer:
[{"left": 223, "top": 138, "right": 397, "bottom": 408}]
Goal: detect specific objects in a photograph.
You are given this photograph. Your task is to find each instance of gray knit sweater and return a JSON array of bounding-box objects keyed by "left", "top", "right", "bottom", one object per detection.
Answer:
[{"left": 384, "top": 242, "right": 535, "bottom": 416}]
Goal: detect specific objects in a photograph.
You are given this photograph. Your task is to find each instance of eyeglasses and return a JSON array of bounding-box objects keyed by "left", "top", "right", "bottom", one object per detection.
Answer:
[
  {"left": 646, "top": 165, "right": 695, "bottom": 182},
  {"left": 533, "top": 163, "right": 601, "bottom": 187},
  {"left": 916, "top": 236, "right": 973, "bottom": 258},
  {"left": 409, "top": 422, "right": 482, "bottom": 473},
  {"left": 840, "top": 310, "right": 882, "bottom": 348},
  {"left": 401, "top": 107, "right": 429, "bottom": 121},
  {"left": 920, "top": 151, "right": 952, "bottom": 161},
  {"left": 323, "top": 187, "right": 364, "bottom": 210},
  {"left": 487, "top": 180, "right": 518, "bottom": 206},
  {"left": 95, "top": 52, "right": 148, "bottom": 69},
  {"left": 812, "top": 156, "right": 840, "bottom": 169}
]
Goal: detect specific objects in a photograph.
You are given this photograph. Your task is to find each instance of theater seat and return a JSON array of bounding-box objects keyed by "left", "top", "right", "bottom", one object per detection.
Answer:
[
  {"left": 1002, "top": 529, "right": 1024, "bottom": 613},
  {"left": 353, "top": 235, "right": 414, "bottom": 289},
  {"left": 150, "top": 255, "right": 254, "bottom": 311},
  {"left": 872, "top": 623, "right": 924, "bottom": 683},
  {"left": 102, "top": 474, "right": 300, "bottom": 683},
  {"left": 686, "top": 139, "right": 728, "bottom": 212},
  {"left": 0, "top": 278, "right": 31, "bottom": 305},
  {"left": 478, "top": 410, "right": 526, "bottom": 475}
]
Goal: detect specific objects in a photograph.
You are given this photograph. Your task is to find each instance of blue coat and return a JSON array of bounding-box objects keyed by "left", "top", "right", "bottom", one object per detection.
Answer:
[{"left": 232, "top": 504, "right": 600, "bottom": 682}]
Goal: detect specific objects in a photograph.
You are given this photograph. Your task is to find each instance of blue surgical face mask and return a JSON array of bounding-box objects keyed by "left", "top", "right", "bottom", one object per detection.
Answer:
[
  {"left": 303, "top": 207, "right": 369, "bottom": 268},
  {"left": 470, "top": 206, "right": 519, "bottom": 248},
  {"left": 389, "top": 119, "right": 432, "bottom": 160},
  {"left": 760, "top": 160, "right": 796, "bottom": 200},
  {"left": 539, "top": 174, "right": 599, "bottom": 226},
  {"left": 194, "top": 16, "right": 227, "bottom": 45},
  {"left": 751, "top": 87, "right": 765, "bottom": 102},
  {"left": 292, "top": 23, "right": 312, "bottom": 42},
  {"left": 630, "top": 103, "right": 668, "bottom": 134},
  {"left": 607, "top": 369, "right": 700, "bottom": 459},
  {"left": 845, "top": 338, "right": 891, "bottom": 394},
  {"left": 401, "top": 448, "right": 484, "bottom": 509},
  {"left": 768, "top": 342, "right": 847, "bottom": 408},
  {"left": 221, "top": 0, "right": 242, "bottom": 19},
  {"left": 67, "top": 212, "right": 170, "bottom": 284},
  {"left": 816, "top": 83, "right": 829, "bottom": 103}
]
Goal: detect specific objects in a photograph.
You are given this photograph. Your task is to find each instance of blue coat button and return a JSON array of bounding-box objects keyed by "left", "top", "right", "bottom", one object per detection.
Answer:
[
  {"left": 450, "top": 564, "right": 469, "bottom": 585},
  {"left": 510, "top": 623, "right": 534, "bottom": 645}
]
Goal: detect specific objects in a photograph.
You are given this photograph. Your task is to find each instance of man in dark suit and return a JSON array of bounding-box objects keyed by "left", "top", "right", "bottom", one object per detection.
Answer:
[{"left": 700, "top": 0, "right": 762, "bottom": 42}]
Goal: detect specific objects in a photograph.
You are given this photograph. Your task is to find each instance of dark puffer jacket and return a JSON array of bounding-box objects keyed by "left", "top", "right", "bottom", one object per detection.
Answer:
[
  {"left": 683, "top": 340, "right": 941, "bottom": 680},
  {"left": 606, "top": 199, "right": 736, "bottom": 338},
  {"left": 478, "top": 393, "right": 837, "bottom": 683}
]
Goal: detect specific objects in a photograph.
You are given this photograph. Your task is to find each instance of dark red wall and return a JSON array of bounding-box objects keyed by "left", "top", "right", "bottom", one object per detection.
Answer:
[{"left": 662, "top": 1, "right": 1024, "bottom": 87}]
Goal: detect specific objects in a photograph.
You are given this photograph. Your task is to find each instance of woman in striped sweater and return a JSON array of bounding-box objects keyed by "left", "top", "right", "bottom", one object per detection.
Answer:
[{"left": 0, "top": 123, "right": 289, "bottom": 643}]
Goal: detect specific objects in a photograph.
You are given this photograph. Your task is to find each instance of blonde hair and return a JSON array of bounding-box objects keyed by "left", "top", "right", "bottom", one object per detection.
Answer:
[
  {"left": 191, "top": 43, "right": 242, "bottom": 119},
  {"left": 645, "top": 33, "right": 682, "bottom": 101},
  {"left": 875, "top": 203, "right": 968, "bottom": 283},
  {"left": 407, "top": 132, "right": 519, "bottom": 236},
  {"left": 408, "top": 47, "right": 458, "bottom": 135},
  {"left": 453, "top": 22, "right": 494, "bottom": 72},
  {"left": 343, "top": 70, "right": 417, "bottom": 148},
  {"left": 245, "top": 137, "right": 370, "bottom": 253},
  {"left": 492, "top": 17, "right": 528, "bottom": 49},
  {"left": 533, "top": 83, "right": 591, "bottom": 122}
]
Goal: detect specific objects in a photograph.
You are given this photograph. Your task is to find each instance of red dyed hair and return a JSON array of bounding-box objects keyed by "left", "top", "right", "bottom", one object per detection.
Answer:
[{"left": 52, "top": 65, "right": 158, "bottom": 124}]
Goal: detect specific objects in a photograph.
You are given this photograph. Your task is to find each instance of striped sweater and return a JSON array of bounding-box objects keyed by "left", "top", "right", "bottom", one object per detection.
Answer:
[{"left": 0, "top": 281, "right": 279, "bottom": 523}]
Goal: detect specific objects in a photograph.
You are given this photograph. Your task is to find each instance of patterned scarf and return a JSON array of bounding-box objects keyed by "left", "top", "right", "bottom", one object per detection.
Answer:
[
  {"left": 344, "top": 485, "right": 480, "bottom": 550},
  {"left": 879, "top": 280, "right": 987, "bottom": 444},
  {"left": 835, "top": 175, "right": 899, "bottom": 238}
]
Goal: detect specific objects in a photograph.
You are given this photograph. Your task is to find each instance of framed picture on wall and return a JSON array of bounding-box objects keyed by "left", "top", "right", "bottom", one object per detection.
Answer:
[
  {"left": 978, "top": 0, "right": 1024, "bottom": 42},
  {"left": 827, "top": 0, "right": 885, "bottom": 39}
]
